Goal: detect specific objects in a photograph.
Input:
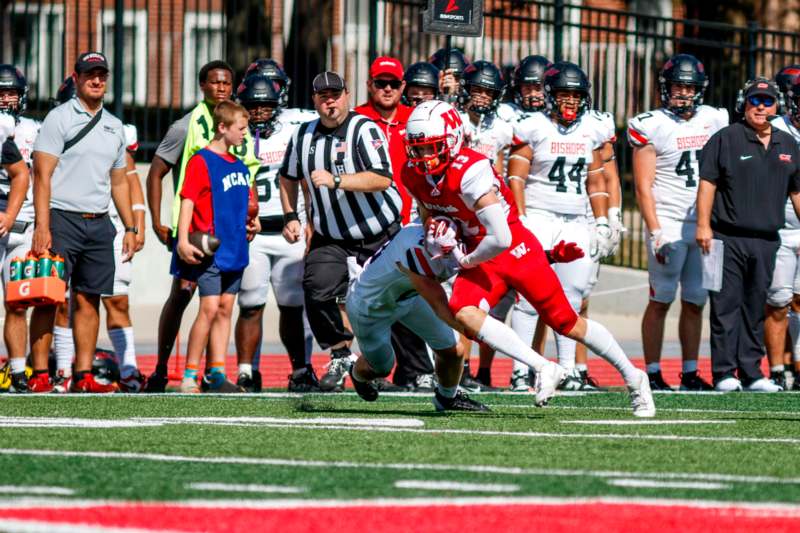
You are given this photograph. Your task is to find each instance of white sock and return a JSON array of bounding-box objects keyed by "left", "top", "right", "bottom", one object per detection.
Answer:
[
  {"left": 510, "top": 308, "right": 539, "bottom": 373},
  {"left": 646, "top": 362, "right": 661, "bottom": 374},
  {"left": 478, "top": 315, "right": 549, "bottom": 372},
  {"left": 789, "top": 310, "right": 800, "bottom": 363},
  {"left": 54, "top": 326, "right": 74, "bottom": 377},
  {"left": 771, "top": 364, "right": 785, "bottom": 373},
  {"left": 109, "top": 327, "right": 137, "bottom": 377},
  {"left": 238, "top": 363, "right": 253, "bottom": 378},
  {"left": 682, "top": 359, "right": 698, "bottom": 373},
  {"left": 9, "top": 357, "right": 26, "bottom": 374},
  {"left": 555, "top": 333, "right": 576, "bottom": 370},
  {"left": 437, "top": 383, "right": 458, "bottom": 398},
  {"left": 582, "top": 319, "right": 639, "bottom": 386},
  {"left": 576, "top": 363, "right": 588, "bottom": 372}
]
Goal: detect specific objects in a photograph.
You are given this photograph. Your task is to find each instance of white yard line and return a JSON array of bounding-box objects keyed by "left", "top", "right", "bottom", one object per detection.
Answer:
[
  {"left": 3, "top": 448, "right": 800, "bottom": 486},
  {"left": 394, "top": 480, "right": 519, "bottom": 493},
  {"left": 0, "top": 416, "right": 424, "bottom": 429},
  {"left": 0, "top": 486, "right": 74, "bottom": 495},
  {"left": 186, "top": 482, "right": 305, "bottom": 494},
  {"left": 607, "top": 478, "right": 730, "bottom": 490},
  {"left": 561, "top": 419, "right": 736, "bottom": 426}
]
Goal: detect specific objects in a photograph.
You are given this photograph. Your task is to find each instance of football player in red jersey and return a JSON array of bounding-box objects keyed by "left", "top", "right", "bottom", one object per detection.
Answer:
[{"left": 401, "top": 100, "right": 655, "bottom": 416}]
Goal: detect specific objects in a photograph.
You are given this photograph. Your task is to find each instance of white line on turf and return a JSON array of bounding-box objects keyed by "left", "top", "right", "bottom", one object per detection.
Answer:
[
  {"left": 0, "top": 486, "right": 74, "bottom": 495},
  {"left": 607, "top": 479, "right": 730, "bottom": 490},
  {"left": 3, "top": 448, "right": 800, "bottom": 486},
  {"left": 394, "top": 480, "right": 519, "bottom": 493},
  {"left": 186, "top": 482, "right": 305, "bottom": 494},
  {"left": 560, "top": 420, "right": 736, "bottom": 426},
  {"left": 0, "top": 520, "right": 182, "bottom": 533},
  {"left": 0, "top": 416, "right": 424, "bottom": 429}
]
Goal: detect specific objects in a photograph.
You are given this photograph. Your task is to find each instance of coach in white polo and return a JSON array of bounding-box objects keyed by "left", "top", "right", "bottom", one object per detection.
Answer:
[{"left": 27, "top": 51, "right": 137, "bottom": 393}]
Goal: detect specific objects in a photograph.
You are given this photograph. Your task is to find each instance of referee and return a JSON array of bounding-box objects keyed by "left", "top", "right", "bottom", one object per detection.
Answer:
[
  {"left": 697, "top": 77, "right": 800, "bottom": 392},
  {"left": 280, "top": 71, "right": 402, "bottom": 392}
]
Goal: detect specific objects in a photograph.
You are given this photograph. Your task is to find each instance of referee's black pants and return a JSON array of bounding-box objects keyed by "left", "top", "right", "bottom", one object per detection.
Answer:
[
  {"left": 709, "top": 231, "right": 779, "bottom": 385},
  {"left": 302, "top": 228, "right": 434, "bottom": 381}
]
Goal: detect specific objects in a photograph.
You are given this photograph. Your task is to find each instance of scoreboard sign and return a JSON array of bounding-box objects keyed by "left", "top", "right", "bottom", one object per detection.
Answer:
[{"left": 421, "top": 0, "right": 484, "bottom": 37}]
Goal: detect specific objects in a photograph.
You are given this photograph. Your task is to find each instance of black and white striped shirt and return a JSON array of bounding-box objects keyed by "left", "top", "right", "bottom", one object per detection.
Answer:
[{"left": 280, "top": 112, "right": 402, "bottom": 241}]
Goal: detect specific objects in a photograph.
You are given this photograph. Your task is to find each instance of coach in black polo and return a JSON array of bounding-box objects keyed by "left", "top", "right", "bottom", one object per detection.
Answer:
[
  {"left": 697, "top": 77, "right": 800, "bottom": 392},
  {"left": 279, "top": 71, "right": 402, "bottom": 391}
]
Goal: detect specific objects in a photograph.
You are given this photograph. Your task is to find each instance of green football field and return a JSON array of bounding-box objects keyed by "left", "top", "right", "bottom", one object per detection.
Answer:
[{"left": 2, "top": 391, "right": 800, "bottom": 532}]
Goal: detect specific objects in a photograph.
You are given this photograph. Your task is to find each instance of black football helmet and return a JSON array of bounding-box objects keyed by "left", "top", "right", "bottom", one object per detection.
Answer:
[
  {"left": 459, "top": 60, "right": 505, "bottom": 115},
  {"left": 0, "top": 64, "right": 27, "bottom": 118},
  {"left": 53, "top": 76, "right": 76, "bottom": 108},
  {"left": 92, "top": 349, "right": 120, "bottom": 385},
  {"left": 658, "top": 54, "right": 708, "bottom": 115},
  {"left": 429, "top": 48, "right": 469, "bottom": 77},
  {"left": 775, "top": 64, "right": 800, "bottom": 95},
  {"left": 237, "top": 74, "right": 281, "bottom": 134},
  {"left": 244, "top": 58, "right": 291, "bottom": 108},
  {"left": 544, "top": 61, "right": 592, "bottom": 123},
  {"left": 787, "top": 79, "right": 800, "bottom": 120},
  {"left": 513, "top": 55, "right": 552, "bottom": 111},
  {"left": 403, "top": 62, "right": 440, "bottom": 105}
]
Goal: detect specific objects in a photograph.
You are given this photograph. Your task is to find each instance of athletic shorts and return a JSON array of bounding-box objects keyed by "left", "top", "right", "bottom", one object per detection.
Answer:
[
  {"left": 50, "top": 209, "right": 115, "bottom": 295},
  {"left": 0, "top": 222, "right": 33, "bottom": 285},
  {"left": 645, "top": 217, "right": 706, "bottom": 306},
  {"left": 101, "top": 216, "right": 132, "bottom": 297},
  {"left": 171, "top": 254, "right": 242, "bottom": 297},
  {"left": 767, "top": 227, "right": 800, "bottom": 307},
  {"left": 238, "top": 232, "right": 304, "bottom": 308}
]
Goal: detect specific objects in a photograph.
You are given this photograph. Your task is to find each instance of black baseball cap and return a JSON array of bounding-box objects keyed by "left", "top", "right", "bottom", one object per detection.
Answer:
[
  {"left": 75, "top": 52, "right": 109, "bottom": 74},
  {"left": 312, "top": 71, "right": 346, "bottom": 93},
  {"left": 745, "top": 78, "right": 779, "bottom": 100}
]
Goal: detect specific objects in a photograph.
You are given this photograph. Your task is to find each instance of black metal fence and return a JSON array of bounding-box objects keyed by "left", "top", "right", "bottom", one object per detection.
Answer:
[{"left": 3, "top": 0, "right": 800, "bottom": 268}]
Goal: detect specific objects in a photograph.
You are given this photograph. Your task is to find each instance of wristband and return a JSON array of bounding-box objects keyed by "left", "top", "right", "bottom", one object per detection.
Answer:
[
  {"left": 132, "top": 203, "right": 146, "bottom": 212},
  {"left": 508, "top": 154, "right": 529, "bottom": 163},
  {"left": 124, "top": 226, "right": 138, "bottom": 234},
  {"left": 507, "top": 175, "right": 526, "bottom": 183},
  {"left": 283, "top": 212, "right": 300, "bottom": 226},
  {"left": 588, "top": 192, "right": 610, "bottom": 198},
  {"left": 596, "top": 216, "right": 609, "bottom": 227}
]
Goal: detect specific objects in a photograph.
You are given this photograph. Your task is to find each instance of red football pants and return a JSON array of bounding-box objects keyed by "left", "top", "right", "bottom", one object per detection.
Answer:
[{"left": 449, "top": 221, "right": 579, "bottom": 335}]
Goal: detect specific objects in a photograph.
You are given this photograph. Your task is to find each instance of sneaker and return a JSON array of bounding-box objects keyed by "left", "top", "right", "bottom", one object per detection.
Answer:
[
  {"left": 119, "top": 369, "right": 146, "bottom": 393},
  {"left": 509, "top": 368, "right": 530, "bottom": 392},
  {"left": 744, "top": 377, "right": 783, "bottom": 392},
  {"left": 28, "top": 372, "right": 53, "bottom": 393},
  {"left": 473, "top": 374, "right": 501, "bottom": 392},
  {"left": 70, "top": 373, "right": 117, "bottom": 393},
  {"left": 558, "top": 368, "right": 584, "bottom": 391},
  {"left": 52, "top": 370, "right": 72, "bottom": 393},
  {"left": 459, "top": 373, "right": 482, "bottom": 393},
  {"left": 319, "top": 356, "right": 352, "bottom": 392},
  {"left": 180, "top": 377, "right": 200, "bottom": 393},
  {"left": 349, "top": 368, "right": 378, "bottom": 402},
  {"left": 715, "top": 376, "right": 743, "bottom": 392},
  {"left": 579, "top": 370, "right": 605, "bottom": 391},
  {"left": 375, "top": 378, "right": 409, "bottom": 392},
  {"left": 201, "top": 375, "right": 244, "bottom": 393},
  {"left": 288, "top": 367, "right": 321, "bottom": 392},
  {"left": 769, "top": 371, "right": 787, "bottom": 391},
  {"left": 251, "top": 370, "right": 263, "bottom": 393},
  {"left": 534, "top": 361, "right": 566, "bottom": 407},
  {"left": 143, "top": 371, "right": 168, "bottom": 393},
  {"left": 9, "top": 371, "right": 29, "bottom": 393},
  {"left": 412, "top": 373, "right": 435, "bottom": 393},
  {"left": 679, "top": 371, "right": 714, "bottom": 391},
  {"left": 237, "top": 373, "right": 258, "bottom": 393},
  {"left": 433, "top": 389, "right": 490, "bottom": 412},
  {"left": 648, "top": 370, "right": 673, "bottom": 391},
  {"left": 628, "top": 369, "right": 656, "bottom": 418}
]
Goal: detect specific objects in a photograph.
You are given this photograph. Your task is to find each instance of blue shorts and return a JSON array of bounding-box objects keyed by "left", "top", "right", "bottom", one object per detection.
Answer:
[{"left": 171, "top": 253, "right": 242, "bottom": 297}]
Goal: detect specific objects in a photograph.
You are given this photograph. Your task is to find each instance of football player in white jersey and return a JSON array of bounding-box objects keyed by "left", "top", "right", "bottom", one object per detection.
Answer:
[
  {"left": 0, "top": 64, "right": 33, "bottom": 392},
  {"left": 630, "top": 54, "right": 728, "bottom": 391},
  {"left": 497, "top": 55, "right": 551, "bottom": 124},
  {"left": 402, "top": 62, "right": 440, "bottom": 107},
  {"left": 507, "top": 61, "right": 614, "bottom": 390},
  {"left": 235, "top": 74, "right": 316, "bottom": 392},
  {"left": 765, "top": 77, "right": 800, "bottom": 391}
]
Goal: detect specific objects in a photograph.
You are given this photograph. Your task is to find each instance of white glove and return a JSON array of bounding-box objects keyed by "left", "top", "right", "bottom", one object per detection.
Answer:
[
  {"left": 649, "top": 228, "right": 677, "bottom": 264},
  {"left": 0, "top": 113, "right": 14, "bottom": 145},
  {"left": 425, "top": 216, "right": 459, "bottom": 259},
  {"left": 592, "top": 216, "right": 614, "bottom": 260},
  {"left": 607, "top": 207, "right": 626, "bottom": 256}
]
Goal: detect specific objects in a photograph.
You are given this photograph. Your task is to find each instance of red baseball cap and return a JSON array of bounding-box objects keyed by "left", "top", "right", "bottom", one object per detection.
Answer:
[{"left": 370, "top": 56, "right": 404, "bottom": 80}]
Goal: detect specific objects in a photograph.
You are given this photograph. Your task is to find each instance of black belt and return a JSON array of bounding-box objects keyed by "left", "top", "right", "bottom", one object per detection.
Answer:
[
  {"left": 10, "top": 220, "right": 31, "bottom": 234},
  {"left": 52, "top": 208, "right": 109, "bottom": 220},
  {"left": 712, "top": 221, "right": 779, "bottom": 241}
]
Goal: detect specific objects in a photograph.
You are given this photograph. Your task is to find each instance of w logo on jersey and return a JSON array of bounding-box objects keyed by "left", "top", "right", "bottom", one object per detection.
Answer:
[{"left": 509, "top": 242, "right": 529, "bottom": 259}]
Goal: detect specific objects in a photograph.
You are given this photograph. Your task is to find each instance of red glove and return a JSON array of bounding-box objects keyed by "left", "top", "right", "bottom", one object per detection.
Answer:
[{"left": 549, "top": 240, "right": 584, "bottom": 263}]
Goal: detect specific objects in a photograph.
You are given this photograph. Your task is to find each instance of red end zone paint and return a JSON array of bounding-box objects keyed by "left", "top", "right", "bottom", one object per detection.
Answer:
[{"left": 5, "top": 500, "right": 800, "bottom": 533}]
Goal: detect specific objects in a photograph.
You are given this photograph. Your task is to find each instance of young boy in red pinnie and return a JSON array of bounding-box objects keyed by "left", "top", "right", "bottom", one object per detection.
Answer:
[{"left": 174, "top": 101, "right": 260, "bottom": 393}]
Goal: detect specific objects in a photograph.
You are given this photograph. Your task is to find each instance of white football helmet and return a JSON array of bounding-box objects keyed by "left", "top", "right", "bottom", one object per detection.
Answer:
[{"left": 405, "top": 100, "right": 464, "bottom": 174}]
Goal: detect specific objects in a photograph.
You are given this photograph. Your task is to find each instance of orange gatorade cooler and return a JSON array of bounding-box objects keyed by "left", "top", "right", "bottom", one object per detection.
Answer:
[{"left": 6, "top": 250, "right": 66, "bottom": 307}]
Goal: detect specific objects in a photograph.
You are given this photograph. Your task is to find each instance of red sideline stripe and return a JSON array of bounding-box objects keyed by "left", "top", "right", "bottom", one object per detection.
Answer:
[
  {"left": 628, "top": 127, "right": 648, "bottom": 145},
  {"left": 5, "top": 501, "right": 800, "bottom": 533},
  {"left": 413, "top": 247, "right": 436, "bottom": 278}
]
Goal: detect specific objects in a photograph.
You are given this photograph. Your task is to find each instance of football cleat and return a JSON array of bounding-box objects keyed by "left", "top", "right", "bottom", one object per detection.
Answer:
[
  {"left": 648, "top": 370, "right": 674, "bottom": 391},
  {"left": 433, "top": 389, "right": 490, "bottom": 412},
  {"left": 70, "top": 373, "right": 118, "bottom": 393},
  {"left": 143, "top": 371, "right": 168, "bottom": 393},
  {"left": 288, "top": 366, "right": 321, "bottom": 392},
  {"left": 557, "top": 368, "right": 584, "bottom": 391},
  {"left": 458, "top": 373, "right": 482, "bottom": 393},
  {"left": 744, "top": 377, "right": 783, "bottom": 392},
  {"left": 319, "top": 356, "right": 352, "bottom": 392},
  {"left": 251, "top": 369, "right": 263, "bottom": 393},
  {"left": 534, "top": 361, "right": 566, "bottom": 407},
  {"left": 509, "top": 368, "right": 531, "bottom": 392},
  {"left": 118, "top": 369, "right": 146, "bottom": 393},
  {"left": 28, "top": 372, "right": 53, "bottom": 393},
  {"left": 792, "top": 373, "right": 800, "bottom": 391},
  {"left": 237, "top": 372, "right": 258, "bottom": 393},
  {"left": 10, "top": 371, "right": 29, "bottom": 393},
  {"left": 375, "top": 378, "right": 409, "bottom": 392},
  {"left": 52, "top": 370, "right": 71, "bottom": 393},
  {"left": 201, "top": 375, "right": 244, "bottom": 393},
  {"left": 349, "top": 368, "right": 379, "bottom": 402},
  {"left": 679, "top": 371, "right": 713, "bottom": 391},
  {"left": 715, "top": 376, "right": 743, "bottom": 392},
  {"left": 412, "top": 373, "right": 435, "bottom": 393},
  {"left": 179, "top": 377, "right": 200, "bottom": 393},
  {"left": 769, "top": 371, "right": 787, "bottom": 391},
  {"left": 629, "top": 370, "right": 656, "bottom": 417},
  {"left": 579, "top": 370, "right": 605, "bottom": 391}
]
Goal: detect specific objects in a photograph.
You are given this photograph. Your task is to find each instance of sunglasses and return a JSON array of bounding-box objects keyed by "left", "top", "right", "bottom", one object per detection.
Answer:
[
  {"left": 373, "top": 79, "right": 402, "bottom": 90},
  {"left": 747, "top": 95, "right": 776, "bottom": 107}
]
